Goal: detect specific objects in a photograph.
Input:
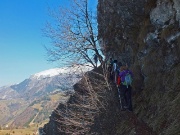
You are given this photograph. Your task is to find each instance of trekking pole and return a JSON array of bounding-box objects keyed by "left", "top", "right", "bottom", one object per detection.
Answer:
[{"left": 117, "top": 86, "right": 123, "bottom": 110}]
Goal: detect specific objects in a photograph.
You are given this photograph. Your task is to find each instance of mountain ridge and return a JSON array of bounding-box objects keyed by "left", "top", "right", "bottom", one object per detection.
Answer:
[
  {"left": 0, "top": 65, "right": 91, "bottom": 100},
  {"left": 0, "top": 65, "right": 90, "bottom": 128}
]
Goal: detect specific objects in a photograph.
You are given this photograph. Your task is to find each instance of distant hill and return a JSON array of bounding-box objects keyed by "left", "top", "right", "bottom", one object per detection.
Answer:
[
  {"left": 9, "top": 91, "right": 71, "bottom": 128},
  {"left": 0, "top": 65, "right": 91, "bottom": 128}
]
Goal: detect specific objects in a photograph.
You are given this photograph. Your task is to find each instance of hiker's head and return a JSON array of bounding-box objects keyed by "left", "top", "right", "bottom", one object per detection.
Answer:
[
  {"left": 118, "top": 62, "right": 122, "bottom": 67},
  {"left": 120, "top": 66, "right": 127, "bottom": 71},
  {"left": 114, "top": 60, "right": 117, "bottom": 63}
]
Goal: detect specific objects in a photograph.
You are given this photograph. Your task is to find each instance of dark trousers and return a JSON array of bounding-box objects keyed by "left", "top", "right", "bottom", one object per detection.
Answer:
[
  {"left": 108, "top": 67, "right": 113, "bottom": 81},
  {"left": 118, "top": 85, "right": 133, "bottom": 111}
]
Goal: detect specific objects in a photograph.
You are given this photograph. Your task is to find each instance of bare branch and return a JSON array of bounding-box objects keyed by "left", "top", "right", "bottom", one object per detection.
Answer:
[{"left": 44, "top": 0, "right": 103, "bottom": 68}]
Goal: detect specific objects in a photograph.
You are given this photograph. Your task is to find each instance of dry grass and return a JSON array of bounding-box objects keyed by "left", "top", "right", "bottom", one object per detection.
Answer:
[
  {"left": 32, "top": 104, "right": 42, "bottom": 110},
  {"left": 0, "top": 127, "right": 37, "bottom": 135},
  {"left": 49, "top": 93, "right": 65, "bottom": 101}
]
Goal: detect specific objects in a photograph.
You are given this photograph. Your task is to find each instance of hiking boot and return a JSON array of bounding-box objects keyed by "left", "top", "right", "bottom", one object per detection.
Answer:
[
  {"left": 120, "top": 108, "right": 126, "bottom": 111},
  {"left": 123, "top": 106, "right": 128, "bottom": 109},
  {"left": 119, "top": 106, "right": 126, "bottom": 111}
]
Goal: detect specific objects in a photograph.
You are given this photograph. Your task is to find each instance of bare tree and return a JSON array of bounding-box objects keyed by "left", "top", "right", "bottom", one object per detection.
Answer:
[{"left": 44, "top": 0, "right": 103, "bottom": 68}]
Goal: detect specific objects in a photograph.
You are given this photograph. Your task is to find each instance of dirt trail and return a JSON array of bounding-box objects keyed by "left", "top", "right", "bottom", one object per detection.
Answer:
[
  {"left": 125, "top": 111, "right": 157, "bottom": 135},
  {"left": 113, "top": 84, "right": 157, "bottom": 135}
]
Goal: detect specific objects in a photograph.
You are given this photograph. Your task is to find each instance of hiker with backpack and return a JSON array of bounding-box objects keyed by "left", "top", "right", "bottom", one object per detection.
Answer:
[
  {"left": 112, "top": 59, "right": 118, "bottom": 83},
  {"left": 107, "top": 57, "right": 113, "bottom": 80},
  {"left": 118, "top": 65, "right": 133, "bottom": 111},
  {"left": 116, "top": 62, "right": 122, "bottom": 86},
  {"left": 112, "top": 60, "right": 122, "bottom": 84}
]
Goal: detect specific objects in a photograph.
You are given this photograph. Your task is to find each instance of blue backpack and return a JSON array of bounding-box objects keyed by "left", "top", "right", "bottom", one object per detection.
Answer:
[{"left": 123, "top": 71, "right": 132, "bottom": 88}]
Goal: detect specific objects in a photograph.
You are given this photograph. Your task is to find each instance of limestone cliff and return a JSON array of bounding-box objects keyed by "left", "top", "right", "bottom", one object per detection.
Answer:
[{"left": 98, "top": 0, "right": 180, "bottom": 134}]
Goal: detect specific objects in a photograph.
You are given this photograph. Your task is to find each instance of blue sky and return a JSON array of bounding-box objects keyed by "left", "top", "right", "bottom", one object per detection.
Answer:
[{"left": 0, "top": 0, "right": 98, "bottom": 86}]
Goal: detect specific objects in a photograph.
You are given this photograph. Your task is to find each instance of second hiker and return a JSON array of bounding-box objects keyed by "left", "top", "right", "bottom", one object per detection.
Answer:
[{"left": 118, "top": 65, "right": 133, "bottom": 111}]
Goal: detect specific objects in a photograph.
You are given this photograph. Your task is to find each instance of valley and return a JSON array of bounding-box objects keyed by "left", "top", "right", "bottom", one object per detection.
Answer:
[{"left": 0, "top": 91, "right": 71, "bottom": 129}]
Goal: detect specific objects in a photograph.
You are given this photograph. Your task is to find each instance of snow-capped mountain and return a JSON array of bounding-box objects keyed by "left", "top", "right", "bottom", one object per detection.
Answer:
[
  {"left": 0, "top": 65, "right": 92, "bottom": 100},
  {"left": 0, "top": 65, "right": 92, "bottom": 128},
  {"left": 30, "top": 65, "right": 92, "bottom": 79}
]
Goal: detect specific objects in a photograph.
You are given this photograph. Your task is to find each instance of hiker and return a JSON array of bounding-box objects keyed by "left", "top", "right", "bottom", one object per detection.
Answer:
[
  {"left": 93, "top": 54, "right": 98, "bottom": 67},
  {"left": 112, "top": 59, "right": 118, "bottom": 83},
  {"left": 107, "top": 57, "right": 113, "bottom": 80},
  {"left": 116, "top": 62, "right": 122, "bottom": 86},
  {"left": 118, "top": 65, "right": 133, "bottom": 111}
]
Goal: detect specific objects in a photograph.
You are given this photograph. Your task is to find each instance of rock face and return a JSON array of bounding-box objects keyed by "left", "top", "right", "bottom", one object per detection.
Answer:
[{"left": 98, "top": 0, "right": 180, "bottom": 134}]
